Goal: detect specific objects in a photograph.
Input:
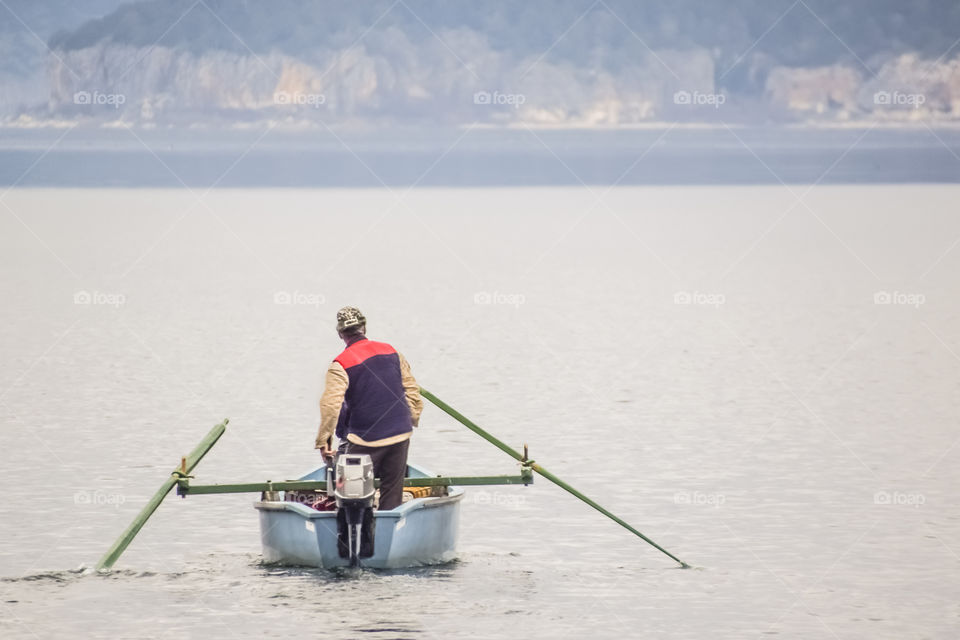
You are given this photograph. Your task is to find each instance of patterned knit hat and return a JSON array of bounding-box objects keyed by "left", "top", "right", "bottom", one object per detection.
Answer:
[{"left": 336, "top": 306, "right": 366, "bottom": 332}]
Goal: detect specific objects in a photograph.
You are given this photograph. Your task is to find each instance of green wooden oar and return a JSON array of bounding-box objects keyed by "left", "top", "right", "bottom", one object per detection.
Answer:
[
  {"left": 96, "top": 419, "right": 228, "bottom": 571},
  {"left": 419, "top": 388, "right": 689, "bottom": 568}
]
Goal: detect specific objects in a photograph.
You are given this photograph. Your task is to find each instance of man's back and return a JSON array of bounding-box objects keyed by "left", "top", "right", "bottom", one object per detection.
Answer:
[{"left": 334, "top": 337, "right": 413, "bottom": 445}]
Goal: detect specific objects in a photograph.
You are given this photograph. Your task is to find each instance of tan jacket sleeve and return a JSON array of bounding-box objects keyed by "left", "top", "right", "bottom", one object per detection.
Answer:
[
  {"left": 316, "top": 361, "right": 349, "bottom": 448},
  {"left": 398, "top": 351, "right": 423, "bottom": 427}
]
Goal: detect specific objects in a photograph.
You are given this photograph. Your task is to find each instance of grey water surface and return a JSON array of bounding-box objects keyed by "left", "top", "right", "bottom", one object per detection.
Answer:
[{"left": 1, "top": 185, "right": 958, "bottom": 638}]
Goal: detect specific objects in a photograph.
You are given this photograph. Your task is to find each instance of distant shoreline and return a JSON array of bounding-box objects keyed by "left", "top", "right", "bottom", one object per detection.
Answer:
[
  {"left": 2, "top": 128, "right": 957, "bottom": 187},
  {"left": 5, "top": 119, "right": 960, "bottom": 135}
]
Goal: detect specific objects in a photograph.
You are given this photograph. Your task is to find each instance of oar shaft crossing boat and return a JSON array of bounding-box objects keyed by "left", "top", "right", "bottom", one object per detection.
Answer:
[
  {"left": 177, "top": 462, "right": 533, "bottom": 569},
  {"left": 96, "top": 388, "right": 688, "bottom": 571}
]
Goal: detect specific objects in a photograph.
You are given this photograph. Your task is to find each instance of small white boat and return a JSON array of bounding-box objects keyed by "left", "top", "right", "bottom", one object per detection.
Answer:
[{"left": 254, "top": 461, "right": 464, "bottom": 569}]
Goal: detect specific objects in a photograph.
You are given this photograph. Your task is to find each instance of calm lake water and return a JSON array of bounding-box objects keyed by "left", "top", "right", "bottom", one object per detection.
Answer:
[{"left": 1, "top": 186, "right": 958, "bottom": 638}]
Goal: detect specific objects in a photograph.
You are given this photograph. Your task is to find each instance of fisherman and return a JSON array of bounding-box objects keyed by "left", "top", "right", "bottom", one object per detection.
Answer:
[{"left": 315, "top": 306, "right": 422, "bottom": 510}]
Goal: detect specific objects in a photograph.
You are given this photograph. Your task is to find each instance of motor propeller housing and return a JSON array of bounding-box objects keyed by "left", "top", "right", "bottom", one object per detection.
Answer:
[{"left": 333, "top": 454, "right": 376, "bottom": 564}]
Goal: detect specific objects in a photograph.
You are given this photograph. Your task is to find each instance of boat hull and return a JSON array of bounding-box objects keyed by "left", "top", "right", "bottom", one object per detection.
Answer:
[{"left": 254, "top": 463, "right": 463, "bottom": 569}]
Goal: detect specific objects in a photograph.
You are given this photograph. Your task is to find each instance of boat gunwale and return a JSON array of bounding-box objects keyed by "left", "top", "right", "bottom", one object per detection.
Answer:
[
  {"left": 253, "top": 460, "right": 465, "bottom": 518},
  {"left": 253, "top": 487, "right": 464, "bottom": 518}
]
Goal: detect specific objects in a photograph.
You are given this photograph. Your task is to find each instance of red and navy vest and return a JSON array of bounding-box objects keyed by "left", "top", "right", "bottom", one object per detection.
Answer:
[{"left": 333, "top": 337, "right": 413, "bottom": 443}]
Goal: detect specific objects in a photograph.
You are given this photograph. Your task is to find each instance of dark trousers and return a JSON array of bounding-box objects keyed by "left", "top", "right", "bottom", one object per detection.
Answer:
[{"left": 344, "top": 438, "right": 410, "bottom": 510}]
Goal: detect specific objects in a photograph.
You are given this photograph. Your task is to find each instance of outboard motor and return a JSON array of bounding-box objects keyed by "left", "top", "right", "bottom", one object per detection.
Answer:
[{"left": 333, "top": 454, "right": 376, "bottom": 566}]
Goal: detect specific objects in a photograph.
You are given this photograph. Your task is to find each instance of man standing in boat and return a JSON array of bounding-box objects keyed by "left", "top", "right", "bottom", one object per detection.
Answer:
[{"left": 315, "top": 306, "right": 423, "bottom": 510}]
